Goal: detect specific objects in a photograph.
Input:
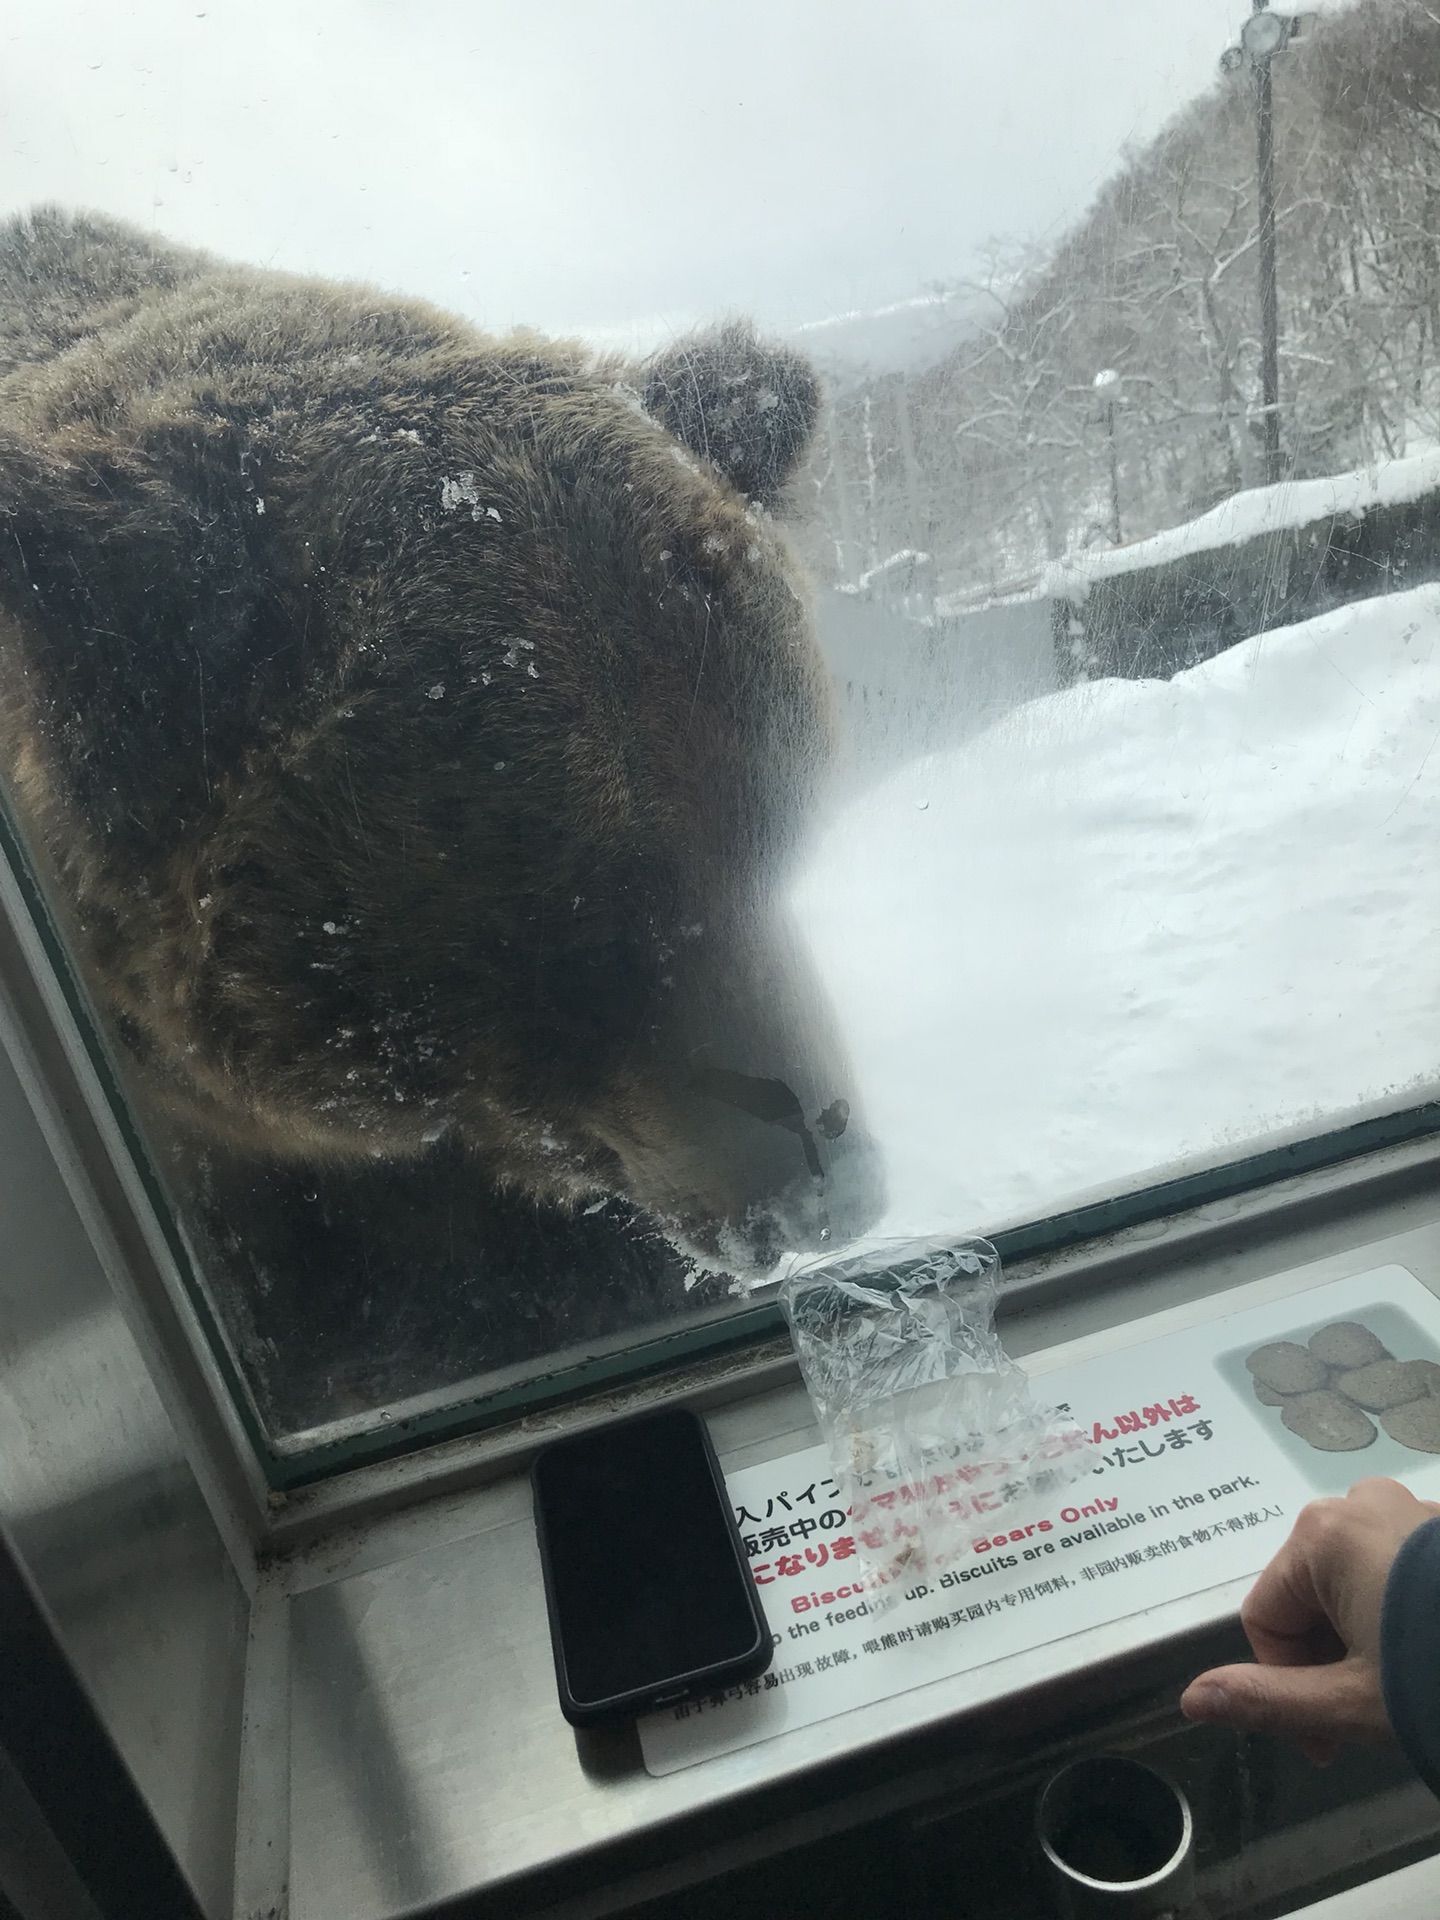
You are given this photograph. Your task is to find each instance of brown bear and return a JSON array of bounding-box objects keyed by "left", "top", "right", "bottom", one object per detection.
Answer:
[{"left": 0, "top": 208, "right": 883, "bottom": 1441}]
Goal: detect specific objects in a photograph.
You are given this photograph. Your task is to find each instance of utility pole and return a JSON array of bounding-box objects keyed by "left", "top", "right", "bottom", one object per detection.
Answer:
[
  {"left": 1251, "top": 6, "right": 1282, "bottom": 483},
  {"left": 1224, "top": 6, "right": 1291, "bottom": 484},
  {"left": 1093, "top": 369, "right": 1122, "bottom": 544}
]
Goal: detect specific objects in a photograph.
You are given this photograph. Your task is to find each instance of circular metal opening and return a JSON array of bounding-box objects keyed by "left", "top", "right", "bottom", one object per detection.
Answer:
[{"left": 1036, "top": 1755, "right": 1192, "bottom": 1892}]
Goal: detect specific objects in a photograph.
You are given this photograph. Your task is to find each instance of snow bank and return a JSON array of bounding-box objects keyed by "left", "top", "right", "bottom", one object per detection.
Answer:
[
  {"left": 794, "top": 583, "right": 1440, "bottom": 1239},
  {"left": 1044, "top": 448, "right": 1440, "bottom": 599}
]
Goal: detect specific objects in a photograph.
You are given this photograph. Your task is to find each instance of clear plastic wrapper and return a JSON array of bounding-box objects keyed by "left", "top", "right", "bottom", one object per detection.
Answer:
[{"left": 779, "top": 1236, "right": 1096, "bottom": 1592}]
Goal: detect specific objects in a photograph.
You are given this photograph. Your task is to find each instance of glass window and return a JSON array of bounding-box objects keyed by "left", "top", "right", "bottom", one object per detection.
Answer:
[{"left": 3, "top": 0, "right": 1437, "bottom": 1476}]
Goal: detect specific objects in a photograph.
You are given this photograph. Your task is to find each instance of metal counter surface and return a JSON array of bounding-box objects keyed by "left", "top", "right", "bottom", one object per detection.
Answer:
[
  {"left": 286, "top": 1212, "right": 1440, "bottom": 1920},
  {"left": 0, "top": 1037, "right": 249, "bottom": 1920},
  {"left": 1290, "top": 1850, "right": 1440, "bottom": 1919}
]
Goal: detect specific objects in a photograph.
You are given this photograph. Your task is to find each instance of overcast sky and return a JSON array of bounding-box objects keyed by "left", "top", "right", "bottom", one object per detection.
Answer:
[{"left": 2, "top": 0, "right": 1345, "bottom": 347}]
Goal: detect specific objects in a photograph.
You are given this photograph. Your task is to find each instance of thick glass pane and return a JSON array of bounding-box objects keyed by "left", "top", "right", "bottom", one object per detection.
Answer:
[{"left": 2, "top": 0, "right": 1437, "bottom": 1463}]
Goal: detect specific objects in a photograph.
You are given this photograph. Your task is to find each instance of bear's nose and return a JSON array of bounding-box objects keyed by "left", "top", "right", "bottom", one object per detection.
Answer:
[
  {"left": 689, "top": 1064, "right": 886, "bottom": 1258},
  {"left": 766, "top": 1119, "right": 887, "bottom": 1257},
  {"left": 689, "top": 1066, "right": 826, "bottom": 1177}
]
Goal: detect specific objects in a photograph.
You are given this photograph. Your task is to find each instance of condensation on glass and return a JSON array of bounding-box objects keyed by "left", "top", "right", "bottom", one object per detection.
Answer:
[{"left": 1, "top": 0, "right": 1437, "bottom": 1463}]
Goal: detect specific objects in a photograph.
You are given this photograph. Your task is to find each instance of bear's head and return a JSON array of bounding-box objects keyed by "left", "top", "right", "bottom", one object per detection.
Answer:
[{"left": 0, "top": 210, "right": 885, "bottom": 1275}]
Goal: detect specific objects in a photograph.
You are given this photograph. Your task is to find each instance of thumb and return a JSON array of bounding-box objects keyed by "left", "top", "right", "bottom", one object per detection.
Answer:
[{"left": 1181, "top": 1660, "right": 1390, "bottom": 1746}]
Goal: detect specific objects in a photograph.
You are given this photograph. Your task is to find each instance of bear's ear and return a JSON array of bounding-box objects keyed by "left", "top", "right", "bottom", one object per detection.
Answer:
[{"left": 641, "top": 322, "right": 820, "bottom": 511}]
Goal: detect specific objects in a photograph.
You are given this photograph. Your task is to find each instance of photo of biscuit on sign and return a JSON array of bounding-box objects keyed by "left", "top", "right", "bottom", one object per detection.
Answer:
[{"left": 1219, "top": 1305, "right": 1440, "bottom": 1493}]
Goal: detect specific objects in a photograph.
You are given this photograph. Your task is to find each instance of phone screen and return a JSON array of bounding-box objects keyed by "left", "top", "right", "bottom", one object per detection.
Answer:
[{"left": 532, "top": 1407, "right": 769, "bottom": 1718}]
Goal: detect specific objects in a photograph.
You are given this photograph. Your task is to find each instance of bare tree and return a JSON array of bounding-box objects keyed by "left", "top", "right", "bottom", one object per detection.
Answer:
[{"left": 793, "top": 0, "right": 1440, "bottom": 603}]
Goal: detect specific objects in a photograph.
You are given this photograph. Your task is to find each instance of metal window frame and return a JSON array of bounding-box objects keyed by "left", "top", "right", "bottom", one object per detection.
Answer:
[{"left": 0, "top": 1525, "right": 206, "bottom": 1920}]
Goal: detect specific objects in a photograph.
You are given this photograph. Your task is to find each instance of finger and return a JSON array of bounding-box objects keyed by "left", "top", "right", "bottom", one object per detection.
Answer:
[
  {"left": 1239, "top": 1534, "right": 1335, "bottom": 1664},
  {"left": 1243, "top": 1612, "right": 1345, "bottom": 1669},
  {"left": 1180, "top": 1659, "right": 1390, "bottom": 1745},
  {"left": 1184, "top": 1662, "right": 1347, "bottom": 1755},
  {"left": 1346, "top": 1476, "right": 1440, "bottom": 1519}
]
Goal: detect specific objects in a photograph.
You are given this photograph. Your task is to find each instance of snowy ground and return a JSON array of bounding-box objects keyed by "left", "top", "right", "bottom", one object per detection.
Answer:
[{"left": 794, "top": 581, "right": 1440, "bottom": 1239}]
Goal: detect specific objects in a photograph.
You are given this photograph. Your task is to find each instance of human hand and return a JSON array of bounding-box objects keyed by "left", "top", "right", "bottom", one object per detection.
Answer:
[{"left": 1180, "top": 1476, "right": 1440, "bottom": 1766}]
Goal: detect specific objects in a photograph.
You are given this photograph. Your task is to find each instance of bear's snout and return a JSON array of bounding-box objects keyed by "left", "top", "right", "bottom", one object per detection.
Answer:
[
  {"left": 595, "top": 1069, "right": 885, "bottom": 1274},
  {"left": 582, "top": 906, "right": 888, "bottom": 1272},
  {"left": 684, "top": 1064, "right": 885, "bottom": 1260}
]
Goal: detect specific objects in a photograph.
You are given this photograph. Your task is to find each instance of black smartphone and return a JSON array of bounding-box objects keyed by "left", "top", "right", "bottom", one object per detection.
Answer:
[{"left": 531, "top": 1405, "right": 773, "bottom": 1726}]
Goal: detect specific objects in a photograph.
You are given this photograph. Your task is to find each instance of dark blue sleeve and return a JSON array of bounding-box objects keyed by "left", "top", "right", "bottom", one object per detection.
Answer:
[{"left": 1381, "top": 1514, "right": 1440, "bottom": 1797}]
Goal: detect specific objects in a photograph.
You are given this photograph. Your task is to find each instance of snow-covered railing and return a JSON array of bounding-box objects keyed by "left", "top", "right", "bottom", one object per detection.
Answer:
[
  {"left": 1045, "top": 450, "right": 1440, "bottom": 682},
  {"left": 836, "top": 548, "right": 934, "bottom": 598},
  {"left": 1043, "top": 449, "right": 1440, "bottom": 601}
]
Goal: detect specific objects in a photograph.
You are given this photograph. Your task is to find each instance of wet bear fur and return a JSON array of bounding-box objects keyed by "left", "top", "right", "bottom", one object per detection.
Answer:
[{"left": 0, "top": 208, "right": 874, "bottom": 1436}]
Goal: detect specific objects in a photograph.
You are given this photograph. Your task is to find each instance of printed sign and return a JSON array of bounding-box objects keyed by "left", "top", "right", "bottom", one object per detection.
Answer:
[{"left": 640, "top": 1264, "right": 1440, "bottom": 1775}]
